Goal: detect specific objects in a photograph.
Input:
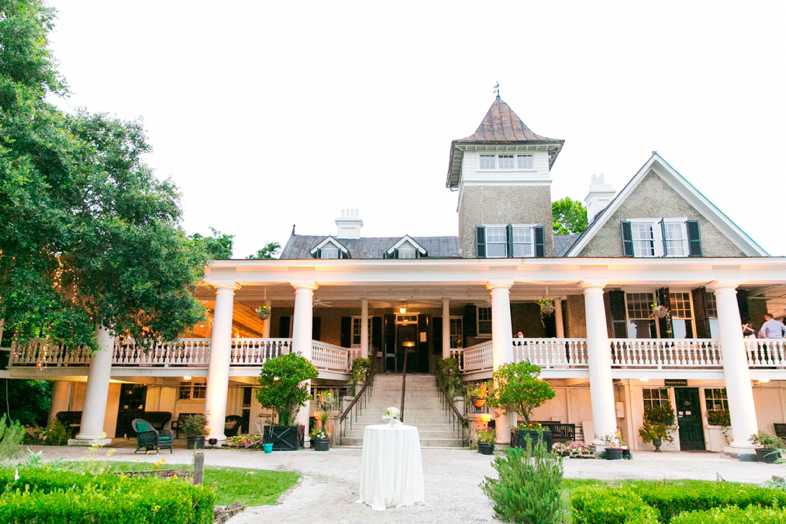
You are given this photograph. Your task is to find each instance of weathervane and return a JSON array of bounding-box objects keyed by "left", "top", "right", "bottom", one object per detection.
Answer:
[{"left": 493, "top": 81, "right": 500, "bottom": 98}]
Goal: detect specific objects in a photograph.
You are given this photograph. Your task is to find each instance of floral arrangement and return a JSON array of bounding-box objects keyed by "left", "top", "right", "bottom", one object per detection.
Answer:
[
  {"left": 255, "top": 305, "right": 271, "bottom": 319},
  {"left": 317, "top": 390, "right": 336, "bottom": 411},
  {"left": 227, "top": 434, "right": 264, "bottom": 449},
  {"left": 650, "top": 300, "right": 670, "bottom": 319},
  {"left": 466, "top": 381, "right": 490, "bottom": 399},
  {"left": 603, "top": 429, "right": 625, "bottom": 448},
  {"left": 384, "top": 406, "right": 400, "bottom": 420},
  {"left": 311, "top": 428, "right": 330, "bottom": 440},
  {"left": 553, "top": 441, "right": 596, "bottom": 458},
  {"left": 537, "top": 297, "right": 556, "bottom": 315},
  {"left": 475, "top": 427, "right": 496, "bottom": 445}
]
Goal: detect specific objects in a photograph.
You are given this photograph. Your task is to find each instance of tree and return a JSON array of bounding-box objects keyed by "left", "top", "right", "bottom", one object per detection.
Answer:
[
  {"left": 191, "top": 228, "right": 234, "bottom": 259},
  {"left": 246, "top": 242, "right": 281, "bottom": 260},
  {"left": 552, "top": 197, "right": 588, "bottom": 235},
  {"left": 256, "top": 353, "right": 318, "bottom": 426},
  {"left": 487, "top": 361, "right": 555, "bottom": 425},
  {"left": 0, "top": 1, "right": 210, "bottom": 350}
]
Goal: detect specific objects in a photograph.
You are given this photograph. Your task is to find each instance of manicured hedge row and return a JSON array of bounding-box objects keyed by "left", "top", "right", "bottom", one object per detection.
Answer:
[
  {"left": 671, "top": 505, "right": 786, "bottom": 523},
  {"left": 0, "top": 468, "right": 215, "bottom": 523},
  {"left": 570, "top": 486, "right": 659, "bottom": 523}
]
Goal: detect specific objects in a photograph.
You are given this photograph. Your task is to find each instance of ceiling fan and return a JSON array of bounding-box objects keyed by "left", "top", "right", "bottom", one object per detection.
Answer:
[{"left": 314, "top": 297, "right": 333, "bottom": 307}]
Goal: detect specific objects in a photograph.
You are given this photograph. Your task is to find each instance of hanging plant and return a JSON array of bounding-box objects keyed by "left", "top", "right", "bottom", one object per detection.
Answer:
[
  {"left": 537, "top": 297, "right": 556, "bottom": 316},
  {"left": 650, "top": 300, "right": 670, "bottom": 319},
  {"left": 255, "top": 305, "right": 271, "bottom": 320}
]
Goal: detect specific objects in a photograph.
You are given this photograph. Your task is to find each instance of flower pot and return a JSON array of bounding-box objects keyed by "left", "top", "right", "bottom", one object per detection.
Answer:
[
  {"left": 605, "top": 447, "right": 623, "bottom": 460},
  {"left": 653, "top": 437, "right": 662, "bottom": 452},
  {"left": 652, "top": 306, "right": 669, "bottom": 319},
  {"left": 540, "top": 306, "right": 555, "bottom": 315},
  {"left": 314, "top": 438, "right": 330, "bottom": 452},
  {"left": 263, "top": 425, "right": 301, "bottom": 451},
  {"left": 512, "top": 429, "right": 553, "bottom": 455},
  {"left": 755, "top": 447, "right": 779, "bottom": 464},
  {"left": 478, "top": 442, "right": 494, "bottom": 455},
  {"left": 186, "top": 436, "right": 205, "bottom": 449},
  {"left": 263, "top": 442, "right": 273, "bottom": 453},
  {"left": 256, "top": 308, "right": 270, "bottom": 320},
  {"left": 471, "top": 397, "right": 486, "bottom": 409}
]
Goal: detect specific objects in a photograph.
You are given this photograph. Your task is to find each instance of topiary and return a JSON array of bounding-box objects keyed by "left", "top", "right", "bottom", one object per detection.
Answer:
[
  {"left": 256, "top": 352, "right": 318, "bottom": 426},
  {"left": 487, "top": 361, "right": 555, "bottom": 425}
]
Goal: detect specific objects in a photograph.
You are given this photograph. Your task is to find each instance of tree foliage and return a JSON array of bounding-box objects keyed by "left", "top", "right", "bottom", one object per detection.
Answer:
[
  {"left": 487, "top": 361, "right": 555, "bottom": 424},
  {"left": 0, "top": 379, "right": 51, "bottom": 427},
  {"left": 246, "top": 242, "right": 280, "bottom": 260},
  {"left": 256, "top": 353, "right": 318, "bottom": 426},
  {"left": 552, "top": 197, "right": 588, "bottom": 235},
  {"left": 0, "top": 1, "right": 210, "bottom": 349},
  {"left": 191, "top": 227, "right": 234, "bottom": 259}
]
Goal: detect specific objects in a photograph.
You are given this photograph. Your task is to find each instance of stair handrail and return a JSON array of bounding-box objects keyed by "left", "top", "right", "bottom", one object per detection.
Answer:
[
  {"left": 338, "top": 352, "right": 375, "bottom": 442},
  {"left": 435, "top": 373, "right": 467, "bottom": 446},
  {"left": 400, "top": 347, "right": 409, "bottom": 423}
]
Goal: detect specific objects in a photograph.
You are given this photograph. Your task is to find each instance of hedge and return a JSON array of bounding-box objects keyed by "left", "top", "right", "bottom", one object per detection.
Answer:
[
  {"left": 570, "top": 486, "right": 660, "bottom": 523},
  {"left": 0, "top": 468, "right": 215, "bottom": 523},
  {"left": 671, "top": 505, "right": 786, "bottom": 523}
]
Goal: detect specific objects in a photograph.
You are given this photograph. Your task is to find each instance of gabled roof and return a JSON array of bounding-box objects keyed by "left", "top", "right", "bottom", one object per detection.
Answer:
[
  {"left": 564, "top": 153, "right": 769, "bottom": 257},
  {"left": 446, "top": 96, "right": 564, "bottom": 188},
  {"left": 387, "top": 235, "right": 428, "bottom": 256},
  {"left": 308, "top": 236, "right": 349, "bottom": 256},
  {"left": 281, "top": 235, "right": 460, "bottom": 259}
]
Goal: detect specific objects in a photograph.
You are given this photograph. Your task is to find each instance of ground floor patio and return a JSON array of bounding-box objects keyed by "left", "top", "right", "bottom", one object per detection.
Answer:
[{"left": 30, "top": 444, "right": 786, "bottom": 524}]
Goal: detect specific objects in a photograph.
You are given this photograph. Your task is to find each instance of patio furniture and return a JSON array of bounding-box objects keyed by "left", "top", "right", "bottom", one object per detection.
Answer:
[
  {"left": 224, "top": 415, "right": 245, "bottom": 437},
  {"left": 171, "top": 412, "right": 200, "bottom": 439},
  {"left": 132, "top": 418, "right": 174, "bottom": 454},
  {"left": 55, "top": 411, "right": 83, "bottom": 438}
]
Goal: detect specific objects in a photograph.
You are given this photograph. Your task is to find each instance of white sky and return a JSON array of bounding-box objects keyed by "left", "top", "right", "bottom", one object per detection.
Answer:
[{"left": 48, "top": 1, "right": 786, "bottom": 258}]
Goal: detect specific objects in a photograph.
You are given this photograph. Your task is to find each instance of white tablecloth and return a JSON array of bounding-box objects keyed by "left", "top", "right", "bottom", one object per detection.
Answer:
[{"left": 357, "top": 423, "right": 425, "bottom": 511}]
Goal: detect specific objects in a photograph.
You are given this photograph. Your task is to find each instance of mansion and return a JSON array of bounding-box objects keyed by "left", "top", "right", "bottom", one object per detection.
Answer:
[{"left": 4, "top": 95, "right": 786, "bottom": 455}]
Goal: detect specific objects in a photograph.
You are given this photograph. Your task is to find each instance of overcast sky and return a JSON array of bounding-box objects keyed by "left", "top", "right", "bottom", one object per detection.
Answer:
[{"left": 48, "top": 1, "right": 786, "bottom": 258}]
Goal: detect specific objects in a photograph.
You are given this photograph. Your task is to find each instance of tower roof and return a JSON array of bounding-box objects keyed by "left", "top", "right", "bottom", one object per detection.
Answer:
[{"left": 446, "top": 96, "right": 564, "bottom": 188}]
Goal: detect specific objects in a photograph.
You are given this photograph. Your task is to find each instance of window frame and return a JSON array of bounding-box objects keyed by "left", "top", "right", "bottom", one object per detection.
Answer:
[
  {"left": 320, "top": 245, "right": 339, "bottom": 259},
  {"left": 178, "top": 381, "right": 206, "bottom": 400},
  {"left": 449, "top": 316, "right": 464, "bottom": 348},
  {"left": 642, "top": 388, "right": 671, "bottom": 410},
  {"left": 350, "top": 316, "right": 372, "bottom": 348},
  {"left": 511, "top": 224, "right": 535, "bottom": 258},
  {"left": 627, "top": 218, "right": 689, "bottom": 258},
  {"left": 704, "top": 388, "right": 728, "bottom": 414},
  {"left": 479, "top": 154, "right": 496, "bottom": 169},
  {"left": 477, "top": 306, "right": 492, "bottom": 336},
  {"left": 517, "top": 154, "right": 534, "bottom": 169},
  {"left": 484, "top": 225, "right": 508, "bottom": 258}
]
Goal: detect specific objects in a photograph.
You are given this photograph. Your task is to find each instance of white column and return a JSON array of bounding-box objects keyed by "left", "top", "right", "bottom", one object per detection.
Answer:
[
  {"left": 205, "top": 283, "right": 238, "bottom": 442},
  {"left": 488, "top": 281, "right": 515, "bottom": 444},
  {"left": 360, "top": 299, "right": 369, "bottom": 359},
  {"left": 71, "top": 326, "right": 114, "bottom": 444},
  {"left": 582, "top": 281, "right": 617, "bottom": 445},
  {"left": 442, "top": 299, "right": 451, "bottom": 359},
  {"left": 712, "top": 281, "right": 758, "bottom": 451},
  {"left": 555, "top": 298, "right": 565, "bottom": 338},
  {"left": 292, "top": 281, "right": 317, "bottom": 437},
  {"left": 49, "top": 381, "right": 72, "bottom": 423},
  {"left": 261, "top": 299, "right": 271, "bottom": 338}
]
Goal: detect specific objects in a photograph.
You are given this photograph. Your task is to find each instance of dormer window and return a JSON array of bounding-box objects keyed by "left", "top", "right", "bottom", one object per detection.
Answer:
[
  {"left": 385, "top": 235, "right": 428, "bottom": 259},
  {"left": 480, "top": 155, "right": 495, "bottom": 169},
  {"left": 398, "top": 245, "right": 416, "bottom": 259},
  {"left": 517, "top": 154, "right": 533, "bottom": 169},
  {"left": 320, "top": 245, "right": 339, "bottom": 259},
  {"left": 498, "top": 154, "right": 514, "bottom": 169},
  {"left": 475, "top": 225, "right": 545, "bottom": 258},
  {"left": 310, "top": 237, "right": 350, "bottom": 259},
  {"left": 621, "top": 219, "right": 702, "bottom": 257}
]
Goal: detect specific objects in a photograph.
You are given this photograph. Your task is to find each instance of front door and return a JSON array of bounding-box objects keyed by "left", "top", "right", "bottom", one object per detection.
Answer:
[
  {"left": 115, "top": 384, "right": 147, "bottom": 438},
  {"left": 396, "top": 323, "right": 418, "bottom": 373},
  {"left": 674, "top": 388, "right": 705, "bottom": 450}
]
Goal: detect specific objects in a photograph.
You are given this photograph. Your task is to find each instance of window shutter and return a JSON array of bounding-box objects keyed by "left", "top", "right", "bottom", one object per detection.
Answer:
[
  {"left": 340, "top": 317, "right": 351, "bottom": 348},
  {"left": 609, "top": 291, "right": 628, "bottom": 338},
  {"left": 475, "top": 226, "right": 486, "bottom": 258},
  {"left": 313, "top": 248, "right": 321, "bottom": 259},
  {"left": 621, "top": 221, "right": 634, "bottom": 257},
  {"left": 656, "top": 288, "right": 672, "bottom": 338},
  {"left": 534, "top": 226, "right": 545, "bottom": 257},
  {"left": 659, "top": 219, "right": 667, "bottom": 256},
  {"left": 383, "top": 314, "right": 396, "bottom": 372},
  {"left": 691, "top": 287, "right": 710, "bottom": 338},
  {"left": 686, "top": 220, "right": 702, "bottom": 257},
  {"left": 736, "top": 289, "right": 749, "bottom": 323},
  {"left": 417, "top": 314, "right": 429, "bottom": 371},
  {"left": 433, "top": 317, "right": 443, "bottom": 354},
  {"left": 392, "top": 249, "right": 399, "bottom": 259},
  {"left": 278, "top": 316, "right": 291, "bottom": 338},
  {"left": 312, "top": 317, "right": 322, "bottom": 341},
  {"left": 463, "top": 304, "right": 477, "bottom": 338},
  {"left": 506, "top": 224, "right": 514, "bottom": 258},
  {"left": 371, "top": 317, "right": 382, "bottom": 358}
]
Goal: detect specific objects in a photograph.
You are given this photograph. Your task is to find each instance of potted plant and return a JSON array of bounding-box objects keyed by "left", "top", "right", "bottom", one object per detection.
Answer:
[
  {"left": 181, "top": 414, "right": 208, "bottom": 449},
  {"left": 313, "top": 408, "right": 331, "bottom": 451},
  {"left": 638, "top": 404, "right": 677, "bottom": 452},
  {"left": 486, "top": 361, "right": 556, "bottom": 454},
  {"left": 256, "top": 352, "right": 319, "bottom": 451},
  {"left": 466, "top": 381, "right": 490, "bottom": 409},
  {"left": 650, "top": 300, "right": 670, "bottom": 319},
  {"left": 750, "top": 430, "right": 783, "bottom": 463},
  {"left": 255, "top": 304, "right": 270, "bottom": 320},
  {"left": 603, "top": 430, "right": 625, "bottom": 460},
  {"left": 476, "top": 427, "right": 496, "bottom": 455},
  {"left": 537, "top": 297, "right": 556, "bottom": 316}
]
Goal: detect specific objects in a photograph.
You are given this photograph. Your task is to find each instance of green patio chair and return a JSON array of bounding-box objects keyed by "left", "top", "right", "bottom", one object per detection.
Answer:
[{"left": 132, "top": 418, "right": 174, "bottom": 454}]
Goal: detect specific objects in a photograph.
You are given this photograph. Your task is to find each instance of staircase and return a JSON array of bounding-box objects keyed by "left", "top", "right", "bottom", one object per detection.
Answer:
[{"left": 340, "top": 374, "right": 465, "bottom": 448}]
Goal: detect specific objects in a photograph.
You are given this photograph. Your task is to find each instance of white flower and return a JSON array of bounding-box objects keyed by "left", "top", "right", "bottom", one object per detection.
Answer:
[
  {"left": 14, "top": 470, "right": 19, "bottom": 482},
  {"left": 384, "top": 407, "right": 400, "bottom": 420}
]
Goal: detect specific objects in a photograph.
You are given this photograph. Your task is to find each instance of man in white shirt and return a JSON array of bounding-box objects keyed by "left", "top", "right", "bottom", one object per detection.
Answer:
[{"left": 759, "top": 313, "right": 786, "bottom": 339}]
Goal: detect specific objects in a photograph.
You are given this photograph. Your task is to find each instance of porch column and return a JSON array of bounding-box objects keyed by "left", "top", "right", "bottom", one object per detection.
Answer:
[
  {"left": 360, "top": 299, "right": 369, "bottom": 359},
  {"left": 292, "top": 281, "right": 317, "bottom": 437},
  {"left": 205, "top": 283, "right": 238, "bottom": 443},
  {"left": 261, "top": 299, "right": 271, "bottom": 338},
  {"left": 582, "top": 281, "right": 617, "bottom": 445},
  {"left": 49, "top": 381, "right": 72, "bottom": 423},
  {"left": 71, "top": 326, "right": 114, "bottom": 445},
  {"left": 712, "top": 281, "right": 758, "bottom": 452},
  {"left": 555, "top": 298, "right": 565, "bottom": 338},
  {"left": 488, "top": 281, "right": 515, "bottom": 444},
  {"left": 442, "top": 299, "right": 451, "bottom": 359}
]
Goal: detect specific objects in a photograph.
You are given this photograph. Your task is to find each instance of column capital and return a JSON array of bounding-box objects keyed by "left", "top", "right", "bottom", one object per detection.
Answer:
[
  {"left": 581, "top": 280, "right": 607, "bottom": 292},
  {"left": 486, "top": 281, "right": 514, "bottom": 292},
  {"left": 291, "top": 281, "right": 318, "bottom": 291},
  {"left": 208, "top": 282, "right": 241, "bottom": 292},
  {"left": 708, "top": 280, "right": 742, "bottom": 293}
]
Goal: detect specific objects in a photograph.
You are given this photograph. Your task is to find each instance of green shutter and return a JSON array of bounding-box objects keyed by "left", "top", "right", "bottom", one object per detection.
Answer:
[
  {"left": 506, "top": 224, "right": 514, "bottom": 258},
  {"left": 609, "top": 291, "right": 627, "bottom": 338},
  {"left": 278, "top": 316, "right": 291, "bottom": 338},
  {"left": 312, "top": 317, "right": 322, "bottom": 341},
  {"left": 475, "top": 226, "right": 486, "bottom": 258},
  {"left": 656, "top": 288, "right": 672, "bottom": 338},
  {"left": 313, "top": 248, "right": 321, "bottom": 259},
  {"left": 340, "top": 317, "right": 351, "bottom": 348},
  {"left": 691, "top": 287, "right": 710, "bottom": 338},
  {"left": 621, "top": 221, "right": 634, "bottom": 257},
  {"left": 687, "top": 220, "right": 702, "bottom": 257},
  {"left": 463, "top": 304, "right": 477, "bottom": 338},
  {"left": 659, "top": 219, "right": 667, "bottom": 256},
  {"left": 433, "top": 316, "right": 443, "bottom": 354},
  {"left": 534, "top": 226, "right": 545, "bottom": 257}
]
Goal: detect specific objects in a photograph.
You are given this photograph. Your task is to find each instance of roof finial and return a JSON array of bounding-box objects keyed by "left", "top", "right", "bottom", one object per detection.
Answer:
[{"left": 493, "top": 81, "right": 500, "bottom": 98}]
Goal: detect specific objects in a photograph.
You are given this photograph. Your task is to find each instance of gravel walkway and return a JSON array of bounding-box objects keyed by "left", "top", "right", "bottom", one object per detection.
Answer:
[{"left": 32, "top": 443, "right": 786, "bottom": 524}]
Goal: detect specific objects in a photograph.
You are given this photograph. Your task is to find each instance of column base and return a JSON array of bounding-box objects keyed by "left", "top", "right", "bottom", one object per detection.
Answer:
[
  {"left": 68, "top": 438, "right": 112, "bottom": 447},
  {"left": 723, "top": 445, "right": 757, "bottom": 462}
]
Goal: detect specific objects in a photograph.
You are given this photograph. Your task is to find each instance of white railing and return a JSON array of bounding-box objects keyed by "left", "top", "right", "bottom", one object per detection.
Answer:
[
  {"left": 10, "top": 339, "right": 91, "bottom": 367},
  {"left": 311, "top": 340, "right": 351, "bottom": 372},
  {"left": 458, "top": 341, "right": 493, "bottom": 372},
  {"left": 114, "top": 338, "right": 212, "bottom": 366},
  {"left": 513, "top": 338, "right": 588, "bottom": 368},
  {"left": 230, "top": 338, "right": 292, "bottom": 366},
  {"left": 608, "top": 338, "right": 721, "bottom": 368},
  {"left": 746, "top": 339, "right": 786, "bottom": 367}
]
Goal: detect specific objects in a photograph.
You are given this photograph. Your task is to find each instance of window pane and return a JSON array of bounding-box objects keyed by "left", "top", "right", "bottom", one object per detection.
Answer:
[
  {"left": 480, "top": 155, "right": 495, "bottom": 169},
  {"left": 498, "top": 155, "right": 514, "bottom": 169},
  {"left": 706, "top": 293, "right": 718, "bottom": 318},
  {"left": 517, "top": 155, "right": 533, "bottom": 169},
  {"left": 321, "top": 246, "right": 339, "bottom": 259},
  {"left": 486, "top": 227, "right": 506, "bottom": 242},
  {"left": 709, "top": 318, "right": 720, "bottom": 339},
  {"left": 632, "top": 223, "right": 655, "bottom": 257},
  {"left": 478, "top": 307, "right": 492, "bottom": 334},
  {"left": 663, "top": 222, "right": 685, "bottom": 256},
  {"left": 512, "top": 227, "right": 531, "bottom": 243}
]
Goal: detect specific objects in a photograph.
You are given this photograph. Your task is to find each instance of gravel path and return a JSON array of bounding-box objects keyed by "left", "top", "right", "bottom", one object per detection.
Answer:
[{"left": 32, "top": 444, "right": 786, "bottom": 524}]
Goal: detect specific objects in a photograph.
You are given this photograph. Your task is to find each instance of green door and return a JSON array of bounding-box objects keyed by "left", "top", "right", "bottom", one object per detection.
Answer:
[{"left": 674, "top": 388, "right": 705, "bottom": 450}]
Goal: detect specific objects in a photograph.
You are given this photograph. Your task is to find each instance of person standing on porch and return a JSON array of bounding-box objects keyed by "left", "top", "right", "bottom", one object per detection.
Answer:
[{"left": 758, "top": 313, "right": 786, "bottom": 339}]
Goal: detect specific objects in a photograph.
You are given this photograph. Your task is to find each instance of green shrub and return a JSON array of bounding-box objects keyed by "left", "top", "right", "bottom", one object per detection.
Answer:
[
  {"left": 0, "top": 415, "right": 24, "bottom": 465},
  {"left": 0, "top": 468, "right": 215, "bottom": 523},
  {"left": 481, "top": 431, "right": 563, "bottom": 523},
  {"left": 437, "top": 357, "right": 463, "bottom": 398},
  {"left": 256, "top": 353, "right": 318, "bottom": 426},
  {"left": 671, "top": 505, "right": 786, "bottom": 523},
  {"left": 571, "top": 486, "right": 659, "bottom": 523},
  {"left": 632, "top": 480, "right": 786, "bottom": 522},
  {"left": 180, "top": 414, "right": 208, "bottom": 437}
]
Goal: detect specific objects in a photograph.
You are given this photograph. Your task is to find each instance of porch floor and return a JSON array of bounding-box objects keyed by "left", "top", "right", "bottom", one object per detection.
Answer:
[{"left": 30, "top": 445, "right": 782, "bottom": 523}]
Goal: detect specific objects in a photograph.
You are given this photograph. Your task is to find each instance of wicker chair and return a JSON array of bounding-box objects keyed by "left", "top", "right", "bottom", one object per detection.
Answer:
[
  {"left": 224, "top": 415, "right": 245, "bottom": 437},
  {"left": 132, "top": 418, "right": 174, "bottom": 454}
]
